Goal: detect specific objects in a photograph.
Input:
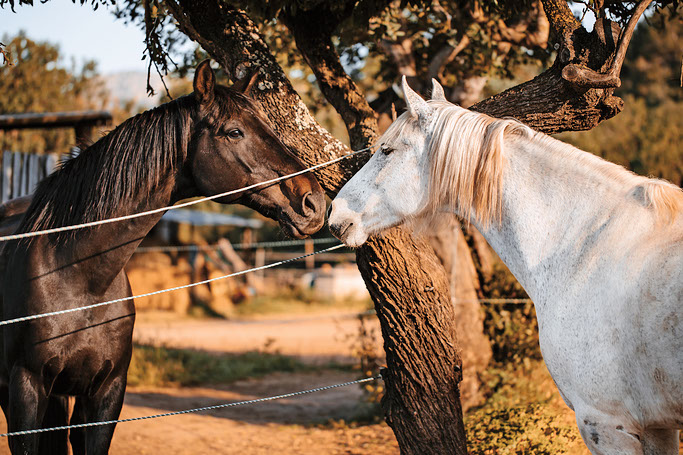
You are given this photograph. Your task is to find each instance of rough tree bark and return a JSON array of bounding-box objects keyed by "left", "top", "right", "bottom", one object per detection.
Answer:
[
  {"left": 164, "top": 0, "right": 362, "bottom": 192},
  {"left": 282, "top": 5, "right": 472, "bottom": 453},
  {"left": 161, "top": 1, "right": 651, "bottom": 453}
]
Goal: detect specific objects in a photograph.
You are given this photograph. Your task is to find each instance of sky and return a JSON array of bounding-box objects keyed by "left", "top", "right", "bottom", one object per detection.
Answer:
[{"left": 2, "top": 1, "right": 150, "bottom": 74}]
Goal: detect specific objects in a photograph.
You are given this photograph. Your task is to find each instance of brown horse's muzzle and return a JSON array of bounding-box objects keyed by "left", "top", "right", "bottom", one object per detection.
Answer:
[{"left": 279, "top": 174, "right": 326, "bottom": 238}]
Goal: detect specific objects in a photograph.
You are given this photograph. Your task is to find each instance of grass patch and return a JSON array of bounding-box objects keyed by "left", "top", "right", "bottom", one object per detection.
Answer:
[
  {"left": 466, "top": 360, "right": 586, "bottom": 454},
  {"left": 128, "top": 344, "right": 310, "bottom": 387},
  {"left": 338, "top": 360, "right": 587, "bottom": 453}
]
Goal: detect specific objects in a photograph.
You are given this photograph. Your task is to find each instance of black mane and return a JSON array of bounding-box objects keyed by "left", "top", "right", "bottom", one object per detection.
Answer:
[{"left": 19, "top": 85, "right": 261, "bottom": 241}]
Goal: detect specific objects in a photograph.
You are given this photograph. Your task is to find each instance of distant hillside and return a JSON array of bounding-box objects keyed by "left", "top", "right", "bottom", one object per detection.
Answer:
[{"left": 100, "top": 71, "right": 165, "bottom": 110}]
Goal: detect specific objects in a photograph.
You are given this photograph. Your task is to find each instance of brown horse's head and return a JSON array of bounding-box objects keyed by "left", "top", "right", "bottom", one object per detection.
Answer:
[{"left": 186, "top": 61, "right": 325, "bottom": 238}]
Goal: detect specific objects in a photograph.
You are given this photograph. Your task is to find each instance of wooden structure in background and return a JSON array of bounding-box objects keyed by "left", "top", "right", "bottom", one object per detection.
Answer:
[
  {"left": 0, "top": 110, "right": 112, "bottom": 203},
  {"left": 0, "top": 111, "right": 112, "bottom": 141}
]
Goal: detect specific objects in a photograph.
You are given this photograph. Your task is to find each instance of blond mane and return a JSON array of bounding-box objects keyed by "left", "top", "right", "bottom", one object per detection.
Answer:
[
  {"left": 424, "top": 101, "right": 532, "bottom": 227},
  {"left": 381, "top": 101, "right": 682, "bottom": 227}
]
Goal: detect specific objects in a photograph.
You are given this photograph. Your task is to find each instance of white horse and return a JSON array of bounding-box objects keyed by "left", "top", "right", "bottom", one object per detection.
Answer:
[{"left": 329, "top": 77, "right": 682, "bottom": 454}]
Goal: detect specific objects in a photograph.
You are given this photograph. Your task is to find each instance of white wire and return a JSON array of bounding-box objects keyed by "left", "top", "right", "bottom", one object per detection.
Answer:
[
  {"left": 0, "top": 375, "right": 381, "bottom": 438},
  {"left": 477, "top": 298, "right": 532, "bottom": 304},
  {"left": 0, "top": 244, "right": 346, "bottom": 327},
  {"left": 134, "top": 237, "right": 340, "bottom": 253},
  {"left": 0, "top": 147, "right": 376, "bottom": 242}
]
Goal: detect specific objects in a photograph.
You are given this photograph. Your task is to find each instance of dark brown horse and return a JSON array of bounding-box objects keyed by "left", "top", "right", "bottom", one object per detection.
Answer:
[{"left": 0, "top": 60, "right": 325, "bottom": 454}]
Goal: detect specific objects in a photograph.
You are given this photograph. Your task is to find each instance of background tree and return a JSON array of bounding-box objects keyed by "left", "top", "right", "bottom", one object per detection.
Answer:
[
  {"left": 1, "top": 0, "right": 680, "bottom": 453},
  {"left": 0, "top": 31, "right": 107, "bottom": 154}
]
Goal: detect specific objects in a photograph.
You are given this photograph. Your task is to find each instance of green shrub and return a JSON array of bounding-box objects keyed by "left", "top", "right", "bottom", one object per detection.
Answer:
[
  {"left": 467, "top": 404, "right": 581, "bottom": 454},
  {"left": 467, "top": 360, "right": 584, "bottom": 454},
  {"left": 481, "top": 262, "right": 541, "bottom": 365},
  {"left": 128, "top": 344, "right": 308, "bottom": 387}
]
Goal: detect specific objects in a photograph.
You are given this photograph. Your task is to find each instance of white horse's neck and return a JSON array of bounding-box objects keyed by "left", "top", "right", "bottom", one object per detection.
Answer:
[{"left": 468, "top": 135, "right": 656, "bottom": 308}]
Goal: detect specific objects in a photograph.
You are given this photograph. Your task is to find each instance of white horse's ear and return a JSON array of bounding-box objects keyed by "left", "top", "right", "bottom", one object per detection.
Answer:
[
  {"left": 431, "top": 78, "right": 446, "bottom": 101},
  {"left": 402, "top": 76, "right": 432, "bottom": 120}
]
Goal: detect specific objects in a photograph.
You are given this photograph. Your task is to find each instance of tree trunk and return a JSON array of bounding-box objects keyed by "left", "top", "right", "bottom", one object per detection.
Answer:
[
  {"left": 428, "top": 223, "right": 493, "bottom": 411},
  {"left": 356, "top": 229, "right": 467, "bottom": 455}
]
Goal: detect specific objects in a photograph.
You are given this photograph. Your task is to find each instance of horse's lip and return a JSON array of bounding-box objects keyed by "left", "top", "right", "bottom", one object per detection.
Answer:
[
  {"left": 287, "top": 223, "right": 308, "bottom": 239},
  {"left": 336, "top": 223, "right": 351, "bottom": 240},
  {"left": 329, "top": 221, "right": 352, "bottom": 242},
  {"left": 280, "top": 215, "right": 309, "bottom": 239},
  {"left": 279, "top": 209, "right": 324, "bottom": 239}
]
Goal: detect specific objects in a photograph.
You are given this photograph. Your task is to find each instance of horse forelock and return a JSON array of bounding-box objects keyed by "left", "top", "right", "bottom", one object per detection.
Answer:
[{"left": 206, "top": 86, "right": 264, "bottom": 130}]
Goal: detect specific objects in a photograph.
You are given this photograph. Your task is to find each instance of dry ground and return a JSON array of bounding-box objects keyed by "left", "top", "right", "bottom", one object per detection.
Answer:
[
  {"left": 0, "top": 370, "right": 397, "bottom": 455},
  {"left": 132, "top": 310, "right": 377, "bottom": 365}
]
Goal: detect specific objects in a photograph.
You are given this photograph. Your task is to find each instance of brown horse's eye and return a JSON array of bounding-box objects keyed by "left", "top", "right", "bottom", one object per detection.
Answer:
[{"left": 227, "top": 128, "right": 244, "bottom": 139}]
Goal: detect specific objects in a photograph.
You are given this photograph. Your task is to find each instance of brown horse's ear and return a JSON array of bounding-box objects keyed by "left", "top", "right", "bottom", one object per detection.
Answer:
[
  {"left": 194, "top": 59, "right": 215, "bottom": 105},
  {"left": 232, "top": 70, "right": 259, "bottom": 95}
]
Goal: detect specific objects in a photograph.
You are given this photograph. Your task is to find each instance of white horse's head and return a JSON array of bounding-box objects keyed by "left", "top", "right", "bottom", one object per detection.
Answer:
[
  {"left": 328, "top": 77, "right": 443, "bottom": 247},
  {"left": 329, "top": 76, "right": 528, "bottom": 247}
]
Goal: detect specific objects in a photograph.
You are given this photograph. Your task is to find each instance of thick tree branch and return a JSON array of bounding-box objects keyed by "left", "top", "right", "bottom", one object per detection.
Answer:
[
  {"left": 164, "top": 0, "right": 364, "bottom": 194},
  {"left": 472, "top": 0, "right": 655, "bottom": 133},
  {"left": 562, "top": 0, "right": 653, "bottom": 89},
  {"left": 280, "top": 7, "right": 379, "bottom": 150}
]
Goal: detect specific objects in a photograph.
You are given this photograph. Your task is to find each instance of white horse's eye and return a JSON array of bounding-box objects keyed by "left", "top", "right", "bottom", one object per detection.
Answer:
[{"left": 381, "top": 146, "right": 395, "bottom": 156}]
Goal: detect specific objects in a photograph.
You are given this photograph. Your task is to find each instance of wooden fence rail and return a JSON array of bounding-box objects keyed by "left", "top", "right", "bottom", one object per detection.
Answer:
[{"left": 1, "top": 151, "right": 58, "bottom": 204}]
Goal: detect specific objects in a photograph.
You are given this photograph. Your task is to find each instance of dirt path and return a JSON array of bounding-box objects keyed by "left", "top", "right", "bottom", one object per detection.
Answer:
[{"left": 133, "top": 311, "right": 382, "bottom": 365}]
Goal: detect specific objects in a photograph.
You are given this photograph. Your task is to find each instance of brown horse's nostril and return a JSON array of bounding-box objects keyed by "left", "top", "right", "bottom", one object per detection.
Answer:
[{"left": 302, "top": 191, "right": 317, "bottom": 217}]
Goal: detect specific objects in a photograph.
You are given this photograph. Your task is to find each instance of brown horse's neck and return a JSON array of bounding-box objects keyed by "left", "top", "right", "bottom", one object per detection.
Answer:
[
  {"left": 49, "top": 175, "right": 185, "bottom": 296},
  {"left": 18, "top": 96, "right": 197, "bottom": 295}
]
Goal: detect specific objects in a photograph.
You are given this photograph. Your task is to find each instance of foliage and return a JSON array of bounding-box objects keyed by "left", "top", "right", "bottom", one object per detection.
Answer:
[
  {"left": 619, "top": 5, "right": 682, "bottom": 105},
  {"left": 0, "top": 0, "right": 110, "bottom": 12},
  {"left": 559, "top": 10, "right": 683, "bottom": 186},
  {"left": 0, "top": 32, "right": 107, "bottom": 154},
  {"left": 127, "top": 344, "right": 308, "bottom": 387},
  {"left": 355, "top": 0, "right": 550, "bottom": 86}
]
